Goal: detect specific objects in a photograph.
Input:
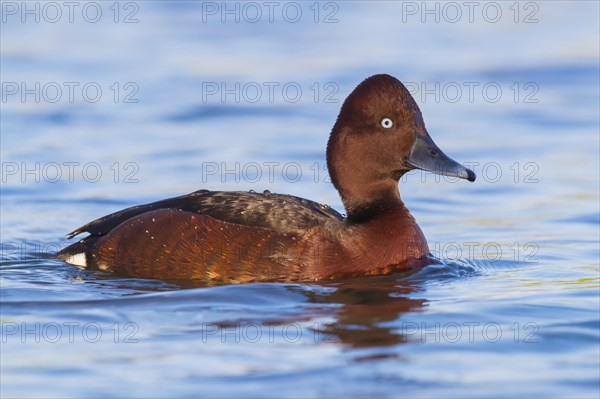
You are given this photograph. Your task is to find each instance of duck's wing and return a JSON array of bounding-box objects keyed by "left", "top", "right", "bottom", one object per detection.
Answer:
[{"left": 66, "top": 190, "right": 344, "bottom": 239}]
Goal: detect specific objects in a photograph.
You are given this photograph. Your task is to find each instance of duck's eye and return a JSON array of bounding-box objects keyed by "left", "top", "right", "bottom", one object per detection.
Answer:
[{"left": 381, "top": 118, "right": 393, "bottom": 129}]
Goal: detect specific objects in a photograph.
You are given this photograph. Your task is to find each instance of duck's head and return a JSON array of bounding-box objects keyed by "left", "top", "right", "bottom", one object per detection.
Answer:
[{"left": 326, "top": 74, "right": 475, "bottom": 220}]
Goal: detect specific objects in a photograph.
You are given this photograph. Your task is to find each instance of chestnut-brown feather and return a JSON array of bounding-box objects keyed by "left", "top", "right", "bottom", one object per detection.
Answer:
[{"left": 56, "top": 74, "right": 470, "bottom": 283}]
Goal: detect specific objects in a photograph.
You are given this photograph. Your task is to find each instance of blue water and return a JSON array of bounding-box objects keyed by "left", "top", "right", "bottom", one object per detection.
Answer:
[{"left": 1, "top": 2, "right": 599, "bottom": 398}]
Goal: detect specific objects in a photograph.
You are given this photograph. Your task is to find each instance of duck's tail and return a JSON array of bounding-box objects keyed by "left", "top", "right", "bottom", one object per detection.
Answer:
[{"left": 56, "top": 236, "right": 97, "bottom": 269}]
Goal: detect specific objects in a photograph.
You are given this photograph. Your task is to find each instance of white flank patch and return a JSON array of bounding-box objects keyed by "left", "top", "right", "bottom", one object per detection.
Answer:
[{"left": 65, "top": 253, "right": 87, "bottom": 268}]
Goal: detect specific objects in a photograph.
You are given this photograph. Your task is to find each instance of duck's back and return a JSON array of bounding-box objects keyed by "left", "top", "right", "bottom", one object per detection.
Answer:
[{"left": 66, "top": 190, "right": 344, "bottom": 238}]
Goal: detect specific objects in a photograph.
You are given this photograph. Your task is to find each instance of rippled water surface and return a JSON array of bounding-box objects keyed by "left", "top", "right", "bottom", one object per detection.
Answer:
[{"left": 1, "top": 2, "right": 599, "bottom": 398}]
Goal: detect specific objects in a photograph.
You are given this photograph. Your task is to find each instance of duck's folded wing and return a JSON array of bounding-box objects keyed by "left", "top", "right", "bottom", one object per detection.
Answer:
[{"left": 67, "top": 189, "right": 344, "bottom": 239}]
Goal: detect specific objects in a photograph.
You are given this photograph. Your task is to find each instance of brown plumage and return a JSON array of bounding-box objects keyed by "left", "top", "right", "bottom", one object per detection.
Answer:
[{"left": 57, "top": 74, "right": 475, "bottom": 283}]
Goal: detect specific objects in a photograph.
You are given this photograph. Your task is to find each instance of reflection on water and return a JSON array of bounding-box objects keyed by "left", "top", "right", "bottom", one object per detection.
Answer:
[
  {"left": 0, "top": 256, "right": 491, "bottom": 353},
  {"left": 313, "top": 278, "right": 426, "bottom": 348}
]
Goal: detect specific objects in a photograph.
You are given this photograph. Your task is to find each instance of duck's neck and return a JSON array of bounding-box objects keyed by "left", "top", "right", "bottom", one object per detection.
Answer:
[
  {"left": 340, "top": 180, "right": 406, "bottom": 223},
  {"left": 326, "top": 126, "right": 408, "bottom": 223},
  {"left": 333, "top": 182, "right": 428, "bottom": 277}
]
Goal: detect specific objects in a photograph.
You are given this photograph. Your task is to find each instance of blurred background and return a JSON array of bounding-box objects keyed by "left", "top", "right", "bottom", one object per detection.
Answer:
[{"left": 1, "top": 1, "right": 599, "bottom": 398}]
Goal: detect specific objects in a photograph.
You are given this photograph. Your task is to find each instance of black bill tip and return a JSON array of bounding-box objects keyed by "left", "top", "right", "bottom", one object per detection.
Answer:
[{"left": 466, "top": 168, "right": 476, "bottom": 182}]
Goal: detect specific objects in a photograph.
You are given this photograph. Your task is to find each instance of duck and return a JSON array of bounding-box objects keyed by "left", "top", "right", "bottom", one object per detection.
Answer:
[{"left": 57, "top": 74, "right": 475, "bottom": 283}]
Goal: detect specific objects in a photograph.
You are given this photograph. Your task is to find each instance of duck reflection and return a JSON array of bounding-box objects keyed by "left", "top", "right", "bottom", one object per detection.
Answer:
[
  {"left": 86, "top": 267, "right": 428, "bottom": 349},
  {"left": 308, "top": 275, "right": 425, "bottom": 348}
]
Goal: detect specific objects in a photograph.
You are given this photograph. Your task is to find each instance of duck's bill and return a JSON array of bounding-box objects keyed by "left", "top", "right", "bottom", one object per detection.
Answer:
[{"left": 405, "top": 133, "right": 476, "bottom": 182}]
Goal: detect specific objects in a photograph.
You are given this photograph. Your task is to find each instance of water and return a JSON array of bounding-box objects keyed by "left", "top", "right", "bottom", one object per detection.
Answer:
[{"left": 1, "top": 1, "right": 599, "bottom": 398}]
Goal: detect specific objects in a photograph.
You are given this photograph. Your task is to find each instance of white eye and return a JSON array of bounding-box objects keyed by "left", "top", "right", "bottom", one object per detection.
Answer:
[{"left": 381, "top": 118, "right": 393, "bottom": 129}]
